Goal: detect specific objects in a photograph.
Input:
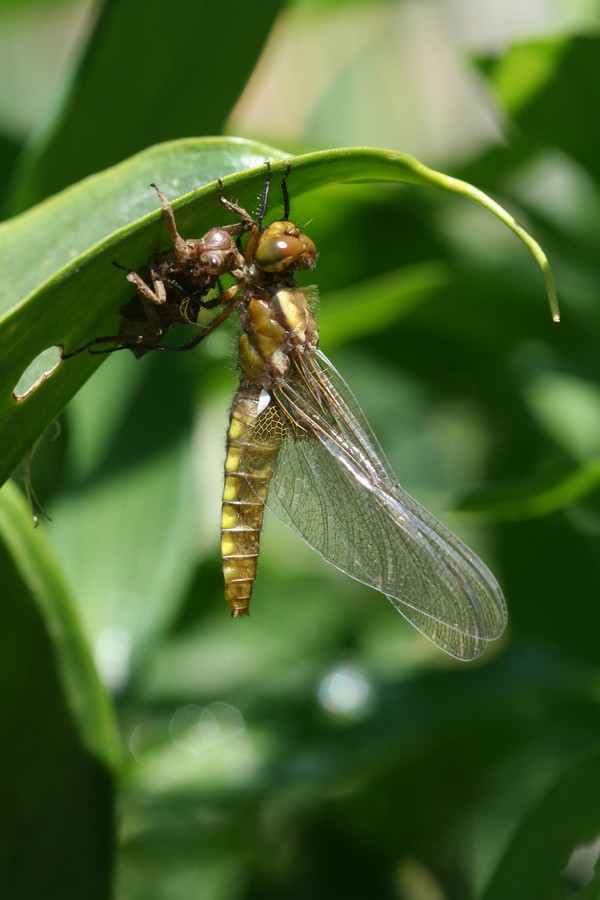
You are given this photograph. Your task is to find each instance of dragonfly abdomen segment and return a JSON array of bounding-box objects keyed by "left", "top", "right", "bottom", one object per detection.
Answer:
[{"left": 222, "top": 388, "right": 283, "bottom": 616}]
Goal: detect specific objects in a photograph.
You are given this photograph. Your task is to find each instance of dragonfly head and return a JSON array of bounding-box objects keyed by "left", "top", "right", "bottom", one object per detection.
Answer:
[{"left": 254, "top": 221, "right": 317, "bottom": 274}]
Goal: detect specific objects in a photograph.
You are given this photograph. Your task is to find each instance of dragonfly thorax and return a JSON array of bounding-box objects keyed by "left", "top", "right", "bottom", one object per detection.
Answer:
[{"left": 238, "top": 287, "right": 318, "bottom": 389}]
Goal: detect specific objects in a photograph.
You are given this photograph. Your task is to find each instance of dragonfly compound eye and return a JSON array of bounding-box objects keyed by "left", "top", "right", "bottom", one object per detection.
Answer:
[{"left": 255, "top": 232, "right": 317, "bottom": 273}]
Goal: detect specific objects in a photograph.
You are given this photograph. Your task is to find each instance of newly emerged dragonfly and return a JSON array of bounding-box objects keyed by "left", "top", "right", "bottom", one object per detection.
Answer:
[{"left": 63, "top": 164, "right": 507, "bottom": 660}]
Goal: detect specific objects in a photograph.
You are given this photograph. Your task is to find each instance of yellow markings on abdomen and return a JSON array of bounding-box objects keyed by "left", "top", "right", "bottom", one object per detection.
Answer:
[
  {"left": 228, "top": 417, "right": 245, "bottom": 441},
  {"left": 224, "top": 446, "right": 241, "bottom": 473},
  {"left": 221, "top": 388, "right": 283, "bottom": 617}
]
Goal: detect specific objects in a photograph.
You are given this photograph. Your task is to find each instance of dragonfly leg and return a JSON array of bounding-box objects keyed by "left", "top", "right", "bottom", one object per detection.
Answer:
[
  {"left": 280, "top": 161, "right": 292, "bottom": 220},
  {"left": 138, "top": 298, "right": 237, "bottom": 353},
  {"left": 61, "top": 285, "right": 169, "bottom": 358},
  {"left": 199, "top": 283, "right": 239, "bottom": 310},
  {"left": 217, "top": 179, "right": 255, "bottom": 234},
  {"left": 255, "top": 161, "right": 271, "bottom": 227},
  {"left": 61, "top": 331, "right": 156, "bottom": 358},
  {"left": 149, "top": 183, "right": 192, "bottom": 259},
  {"left": 126, "top": 266, "right": 167, "bottom": 306}
]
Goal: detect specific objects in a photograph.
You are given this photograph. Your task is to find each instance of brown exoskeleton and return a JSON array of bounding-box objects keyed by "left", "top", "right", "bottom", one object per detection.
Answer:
[{"left": 61, "top": 181, "right": 255, "bottom": 358}]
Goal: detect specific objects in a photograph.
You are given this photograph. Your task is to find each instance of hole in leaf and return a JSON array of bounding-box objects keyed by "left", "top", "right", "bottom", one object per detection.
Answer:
[{"left": 14, "top": 346, "right": 62, "bottom": 401}]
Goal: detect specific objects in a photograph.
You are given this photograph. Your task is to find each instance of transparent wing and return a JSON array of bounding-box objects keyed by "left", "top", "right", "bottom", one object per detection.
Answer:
[{"left": 257, "top": 350, "right": 507, "bottom": 660}]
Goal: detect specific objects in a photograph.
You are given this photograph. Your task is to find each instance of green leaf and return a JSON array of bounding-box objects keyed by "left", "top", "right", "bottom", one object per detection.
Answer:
[
  {"left": 457, "top": 457, "right": 600, "bottom": 524},
  {"left": 319, "top": 260, "right": 452, "bottom": 347},
  {"left": 0, "top": 479, "right": 118, "bottom": 899},
  {"left": 482, "top": 744, "right": 600, "bottom": 900},
  {"left": 46, "top": 347, "right": 206, "bottom": 655},
  {"left": 6, "top": 0, "right": 284, "bottom": 211},
  {"left": 0, "top": 138, "right": 558, "bottom": 486}
]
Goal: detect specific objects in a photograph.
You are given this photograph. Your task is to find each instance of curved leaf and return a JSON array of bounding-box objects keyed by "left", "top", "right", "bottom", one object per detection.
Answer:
[
  {"left": 6, "top": 0, "right": 284, "bottom": 211},
  {"left": 483, "top": 744, "right": 600, "bottom": 900},
  {"left": 457, "top": 457, "right": 600, "bottom": 524},
  {"left": 0, "top": 480, "right": 118, "bottom": 898},
  {"left": 0, "top": 137, "right": 558, "bottom": 485}
]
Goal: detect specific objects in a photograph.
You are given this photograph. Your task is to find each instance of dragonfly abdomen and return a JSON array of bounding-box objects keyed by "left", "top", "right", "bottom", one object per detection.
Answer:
[{"left": 222, "top": 388, "right": 283, "bottom": 616}]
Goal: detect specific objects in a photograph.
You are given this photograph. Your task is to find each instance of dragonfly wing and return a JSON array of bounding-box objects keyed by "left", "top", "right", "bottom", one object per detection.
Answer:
[{"left": 265, "top": 350, "right": 506, "bottom": 660}]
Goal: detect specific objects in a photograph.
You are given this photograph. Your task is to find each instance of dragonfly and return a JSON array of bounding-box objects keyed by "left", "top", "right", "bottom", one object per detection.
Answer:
[{"left": 62, "top": 163, "right": 507, "bottom": 660}]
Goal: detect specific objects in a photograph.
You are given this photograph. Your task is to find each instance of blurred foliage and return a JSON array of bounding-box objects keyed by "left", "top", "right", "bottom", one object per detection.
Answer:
[{"left": 0, "top": 1, "right": 600, "bottom": 899}]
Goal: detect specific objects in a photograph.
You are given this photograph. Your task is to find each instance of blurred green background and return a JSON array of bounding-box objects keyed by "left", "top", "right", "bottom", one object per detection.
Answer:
[{"left": 1, "top": 0, "right": 600, "bottom": 898}]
